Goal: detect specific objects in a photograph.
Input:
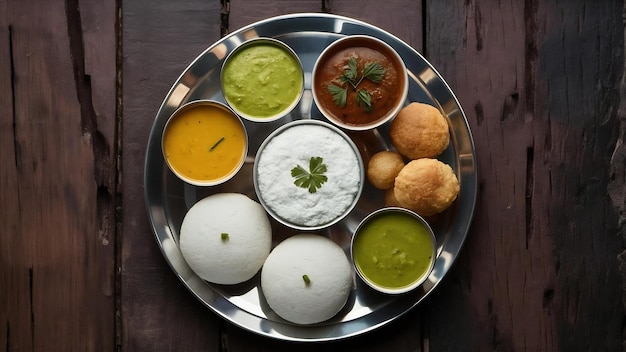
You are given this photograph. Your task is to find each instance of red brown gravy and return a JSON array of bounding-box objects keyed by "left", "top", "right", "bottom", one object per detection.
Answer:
[{"left": 314, "top": 38, "right": 405, "bottom": 127}]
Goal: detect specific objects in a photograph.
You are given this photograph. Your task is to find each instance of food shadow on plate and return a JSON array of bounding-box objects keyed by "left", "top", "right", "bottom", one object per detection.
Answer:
[
  {"left": 209, "top": 271, "right": 262, "bottom": 297},
  {"left": 254, "top": 276, "right": 360, "bottom": 328}
]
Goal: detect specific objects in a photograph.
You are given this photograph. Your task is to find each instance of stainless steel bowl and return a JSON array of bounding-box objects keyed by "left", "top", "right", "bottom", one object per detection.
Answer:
[
  {"left": 253, "top": 119, "right": 365, "bottom": 230},
  {"left": 161, "top": 100, "right": 248, "bottom": 187},
  {"left": 311, "top": 35, "right": 409, "bottom": 131},
  {"left": 221, "top": 37, "right": 304, "bottom": 123},
  {"left": 351, "top": 207, "right": 436, "bottom": 294}
]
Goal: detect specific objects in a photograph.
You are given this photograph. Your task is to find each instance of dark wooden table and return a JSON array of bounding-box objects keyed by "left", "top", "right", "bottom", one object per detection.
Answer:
[{"left": 2, "top": 0, "right": 625, "bottom": 350}]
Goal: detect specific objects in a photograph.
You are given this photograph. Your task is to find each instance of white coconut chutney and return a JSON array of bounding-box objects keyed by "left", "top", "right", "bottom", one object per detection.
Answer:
[{"left": 255, "top": 122, "right": 362, "bottom": 227}]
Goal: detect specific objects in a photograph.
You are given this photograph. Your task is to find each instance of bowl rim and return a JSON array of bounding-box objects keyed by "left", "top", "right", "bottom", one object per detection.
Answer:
[
  {"left": 161, "top": 99, "right": 249, "bottom": 187},
  {"left": 220, "top": 37, "right": 305, "bottom": 123},
  {"left": 253, "top": 119, "right": 365, "bottom": 231},
  {"left": 351, "top": 206, "right": 437, "bottom": 294},
  {"left": 311, "top": 34, "right": 409, "bottom": 131}
]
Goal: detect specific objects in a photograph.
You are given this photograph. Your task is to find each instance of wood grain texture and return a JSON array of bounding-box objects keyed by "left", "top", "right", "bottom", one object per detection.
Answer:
[
  {"left": 227, "top": 0, "right": 422, "bottom": 51},
  {"left": 224, "top": 311, "right": 425, "bottom": 352},
  {"left": 227, "top": 0, "right": 321, "bottom": 32},
  {"left": 322, "top": 0, "right": 423, "bottom": 52},
  {"left": 121, "top": 1, "right": 223, "bottom": 351},
  {"left": 1, "top": 0, "right": 623, "bottom": 350},
  {"left": 0, "top": 0, "right": 117, "bottom": 350},
  {"left": 615, "top": 3, "right": 626, "bottom": 333},
  {"left": 425, "top": 0, "right": 624, "bottom": 350}
]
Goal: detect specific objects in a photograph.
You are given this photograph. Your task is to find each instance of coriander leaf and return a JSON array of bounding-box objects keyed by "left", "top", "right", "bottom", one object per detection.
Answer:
[
  {"left": 291, "top": 165, "right": 310, "bottom": 186},
  {"left": 291, "top": 166, "right": 318, "bottom": 193},
  {"left": 362, "top": 62, "right": 385, "bottom": 83},
  {"left": 356, "top": 89, "right": 373, "bottom": 113},
  {"left": 342, "top": 56, "right": 358, "bottom": 85},
  {"left": 328, "top": 55, "right": 386, "bottom": 113},
  {"left": 309, "top": 156, "right": 327, "bottom": 175},
  {"left": 327, "top": 84, "right": 347, "bottom": 108},
  {"left": 290, "top": 156, "right": 328, "bottom": 193}
]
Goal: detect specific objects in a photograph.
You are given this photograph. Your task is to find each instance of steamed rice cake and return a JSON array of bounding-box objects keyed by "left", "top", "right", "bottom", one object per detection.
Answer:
[
  {"left": 179, "top": 193, "right": 272, "bottom": 285},
  {"left": 261, "top": 234, "right": 353, "bottom": 325}
]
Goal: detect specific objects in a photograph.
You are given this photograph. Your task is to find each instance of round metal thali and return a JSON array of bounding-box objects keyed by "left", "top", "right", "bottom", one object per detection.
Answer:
[{"left": 144, "top": 13, "right": 477, "bottom": 342}]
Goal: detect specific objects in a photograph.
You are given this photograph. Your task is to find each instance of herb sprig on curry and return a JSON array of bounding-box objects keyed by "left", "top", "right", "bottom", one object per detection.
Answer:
[
  {"left": 327, "top": 56, "right": 386, "bottom": 113},
  {"left": 312, "top": 37, "right": 405, "bottom": 128}
]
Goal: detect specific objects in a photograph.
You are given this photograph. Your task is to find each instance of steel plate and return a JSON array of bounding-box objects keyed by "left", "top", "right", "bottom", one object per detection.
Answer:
[{"left": 144, "top": 13, "right": 477, "bottom": 342}]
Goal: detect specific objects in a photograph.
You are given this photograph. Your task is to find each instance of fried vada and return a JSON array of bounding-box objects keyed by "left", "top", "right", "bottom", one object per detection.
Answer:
[
  {"left": 367, "top": 151, "right": 405, "bottom": 190},
  {"left": 390, "top": 102, "right": 450, "bottom": 159},
  {"left": 384, "top": 188, "right": 402, "bottom": 207},
  {"left": 393, "top": 158, "right": 459, "bottom": 216}
]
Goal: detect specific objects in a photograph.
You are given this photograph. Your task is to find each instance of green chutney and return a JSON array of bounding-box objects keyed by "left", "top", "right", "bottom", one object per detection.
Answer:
[
  {"left": 353, "top": 211, "right": 435, "bottom": 290},
  {"left": 222, "top": 42, "right": 303, "bottom": 118}
]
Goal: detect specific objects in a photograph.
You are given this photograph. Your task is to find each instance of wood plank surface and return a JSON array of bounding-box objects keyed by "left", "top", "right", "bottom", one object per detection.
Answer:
[
  {"left": 616, "top": 2, "right": 626, "bottom": 340},
  {"left": 121, "top": 1, "right": 223, "bottom": 351},
  {"left": 120, "top": 0, "right": 626, "bottom": 351},
  {"left": 0, "top": 0, "right": 117, "bottom": 350},
  {"left": 228, "top": 0, "right": 422, "bottom": 51},
  {"left": 0, "top": 0, "right": 624, "bottom": 350},
  {"left": 425, "top": 0, "right": 624, "bottom": 350}
]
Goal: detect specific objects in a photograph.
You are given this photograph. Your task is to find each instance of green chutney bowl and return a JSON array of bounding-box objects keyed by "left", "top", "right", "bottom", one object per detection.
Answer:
[
  {"left": 221, "top": 37, "right": 304, "bottom": 123},
  {"left": 351, "top": 207, "right": 436, "bottom": 294}
]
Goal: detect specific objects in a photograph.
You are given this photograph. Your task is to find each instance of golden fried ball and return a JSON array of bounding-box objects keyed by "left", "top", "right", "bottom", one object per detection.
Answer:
[
  {"left": 367, "top": 151, "right": 405, "bottom": 190},
  {"left": 393, "top": 158, "right": 459, "bottom": 216},
  {"left": 384, "top": 188, "right": 402, "bottom": 207},
  {"left": 390, "top": 102, "right": 450, "bottom": 159}
]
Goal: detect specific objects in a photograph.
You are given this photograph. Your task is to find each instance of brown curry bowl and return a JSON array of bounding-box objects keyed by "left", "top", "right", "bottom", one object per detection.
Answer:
[{"left": 311, "top": 35, "right": 408, "bottom": 131}]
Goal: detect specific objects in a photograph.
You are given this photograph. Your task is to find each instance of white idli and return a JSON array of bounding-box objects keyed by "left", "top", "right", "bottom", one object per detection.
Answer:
[
  {"left": 179, "top": 193, "right": 272, "bottom": 285},
  {"left": 261, "top": 234, "right": 353, "bottom": 325}
]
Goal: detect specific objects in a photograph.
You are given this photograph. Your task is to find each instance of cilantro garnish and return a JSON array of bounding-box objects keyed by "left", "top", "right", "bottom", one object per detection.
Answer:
[
  {"left": 361, "top": 61, "right": 385, "bottom": 83},
  {"left": 356, "top": 89, "right": 373, "bottom": 112},
  {"left": 327, "top": 84, "right": 347, "bottom": 108},
  {"left": 290, "top": 156, "right": 328, "bottom": 193},
  {"left": 341, "top": 57, "right": 359, "bottom": 84},
  {"left": 327, "top": 56, "right": 385, "bottom": 113}
]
